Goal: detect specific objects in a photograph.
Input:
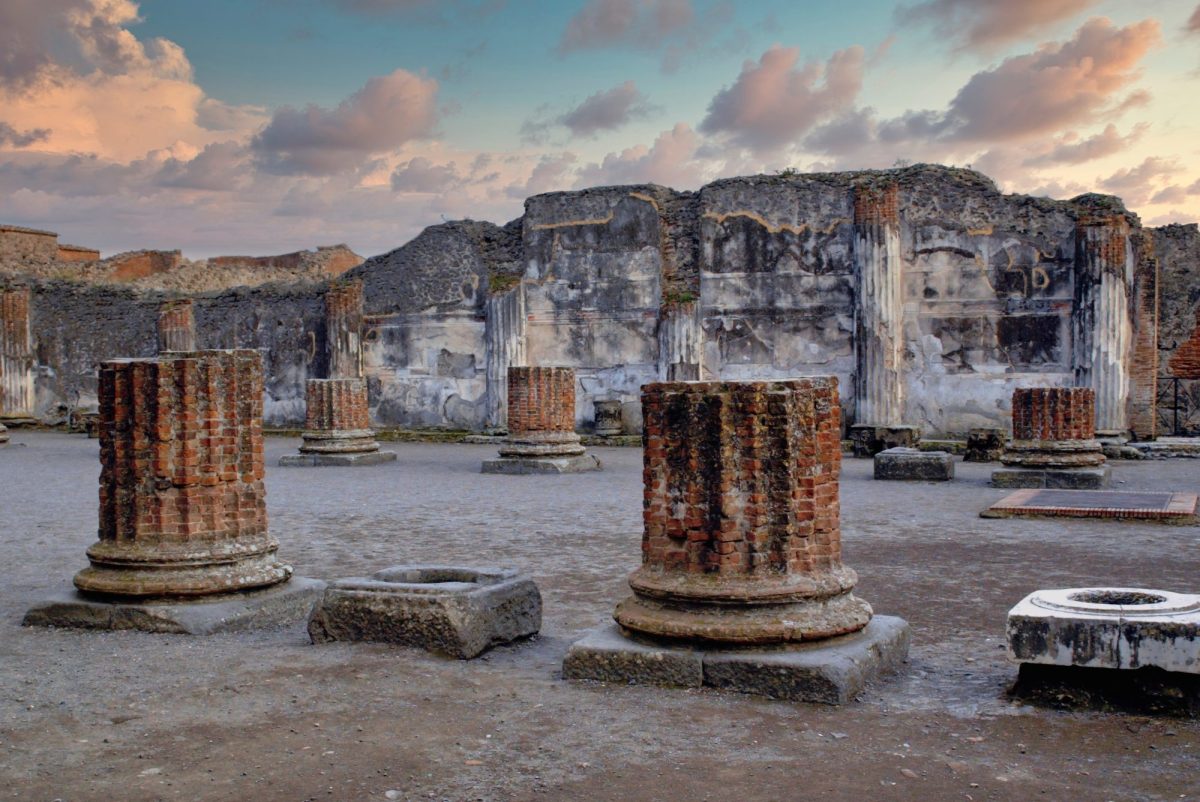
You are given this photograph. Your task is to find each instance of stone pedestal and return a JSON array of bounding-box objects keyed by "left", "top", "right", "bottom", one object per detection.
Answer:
[
  {"left": 24, "top": 350, "right": 318, "bottom": 632},
  {"left": 593, "top": 399, "right": 623, "bottom": 437},
  {"left": 874, "top": 447, "right": 953, "bottom": 481},
  {"left": 564, "top": 378, "right": 908, "bottom": 703},
  {"left": 482, "top": 367, "right": 600, "bottom": 474},
  {"left": 0, "top": 422, "right": 7, "bottom": 445},
  {"left": 849, "top": 424, "right": 920, "bottom": 458},
  {"left": 279, "top": 379, "right": 395, "bottom": 467},
  {"left": 964, "top": 427, "right": 1005, "bottom": 462},
  {"left": 993, "top": 387, "right": 1109, "bottom": 489},
  {"left": 157, "top": 298, "right": 196, "bottom": 352}
]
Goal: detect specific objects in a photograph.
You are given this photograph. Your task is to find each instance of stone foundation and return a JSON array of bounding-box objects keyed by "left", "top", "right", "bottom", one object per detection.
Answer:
[{"left": 482, "top": 367, "right": 600, "bottom": 474}]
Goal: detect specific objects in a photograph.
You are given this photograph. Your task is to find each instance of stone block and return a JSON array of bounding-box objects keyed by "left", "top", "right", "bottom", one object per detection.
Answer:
[
  {"left": 991, "top": 465, "right": 1111, "bottom": 489},
  {"left": 849, "top": 424, "right": 920, "bottom": 458},
  {"left": 22, "top": 577, "right": 325, "bottom": 634},
  {"left": 279, "top": 450, "right": 397, "bottom": 467},
  {"left": 964, "top": 428, "right": 1006, "bottom": 462},
  {"left": 308, "top": 565, "right": 542, "bottom": 659},
  {"left": 563, "top": 616, "right": 910, "bottom": 704},
  {"left": 873, "top": 447, "right": 953, "bottom": 481},
  {"left": 481, "top": 454, "right": 601, "bottom": 474}
]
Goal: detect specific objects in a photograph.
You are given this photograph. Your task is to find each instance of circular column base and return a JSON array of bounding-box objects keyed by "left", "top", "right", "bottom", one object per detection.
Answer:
[
  {"left": 499, "top": 430, "right": 586, "bottom": 458},
  {"left": 298, "top": 429, "right": 382, "bottom": 454},
  {"left": 1001, "top": 439, "right": 1106, "bottom": 468}
]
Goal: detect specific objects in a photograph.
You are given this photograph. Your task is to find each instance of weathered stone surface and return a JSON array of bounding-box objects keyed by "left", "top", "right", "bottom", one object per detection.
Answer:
[
  {"left": 22, "top": 577, "right": 325, "bottom": 634},
  {"left": 565, "top": 616, "right": 910, "bottom": 703},
  {"left": 964, "top": 428, "right": 1005, "bottom": 462},
  {"left": 849, "top": 424, "right": 920, "bottom": 458},
  {"left": 279, "top": 450, "right": 397, "bottom": 467},
  {"left": 0, "top": 423, "right": 7, "bottom": 445},
  {"left": 593, "top": 399, "right": 623, "bottom": 436},
  {"left": 308, "top": 565, "right": 542, "bottom": 659},
  {"left": 1007, "top": 588, "right": 1200, "bottom": 673},
  {"left": 873, "top": 447, "right": 953, "bottom": 481},
  {"left": 991, "top": 465, "right": 1111, "bottom": 489},
  {"left": 481, "top": 454, "right": 601, "bottom": 474}
]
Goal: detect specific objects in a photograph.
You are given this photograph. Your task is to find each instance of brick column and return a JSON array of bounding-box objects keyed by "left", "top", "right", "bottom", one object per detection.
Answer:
[
  {"left": 501, "top": 366, "right": 584, "bottom": 457},
  {"left": 1001, "top": 387, "right": 1105, "bottom": 468},
  {"left": 299, "top": 378, "right": 381, "bottom": 455},
  {"left": 614, "top": 377, "right": 872, "bottom": 645},
  {"left": 0, "top": 287, "right": 35, "bottom": 418},
  {"left": 1074, "top": 214, "right": 1133, "bottom": 436},
  {"left": 326, "top": 279, "right": 364, "bottom": 380},
  {"left": 73, "top": 349, "right": 292, "bottom": 597},
  {"left": 852, "top": 183, "right": 904, "bottom": 429},
  {"left": 1127, "top": 231, "right": 1158, "bottom": 440},
  {"left": 157, "top": 298, "right": 197, "bottom": 352}
]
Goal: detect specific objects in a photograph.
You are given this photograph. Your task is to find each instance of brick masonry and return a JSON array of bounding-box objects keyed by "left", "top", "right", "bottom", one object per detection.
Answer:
[
  {"left": 73, "top": 349, "right": 291, "bottom": 597},
  {"left": 1168, "top": 309, "right": 1200, "bottom": 380},
  {"left": 1128, "top": 231, "right": 1158, "bottom": 438},
  {"left": 326, "top": 278, "right": 364, "bottom": 380},
  {"left": 157, "top": 299, "right": 197, "bottom": 352},
  {"left": 506, "top": 367, "right": 576, "bottom": 435},
  {"left": 852, "top": 183, "right": 899, "bottom": 228},
  {"left": 1011, "top": 387, "right": 1096, "bottom": 442},
  {"left": 305, "top": 378, "right": 370, "bottom": 432}
]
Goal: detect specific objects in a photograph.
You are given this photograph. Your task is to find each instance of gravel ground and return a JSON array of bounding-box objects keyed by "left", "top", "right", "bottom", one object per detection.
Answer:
[{"left": 1, "top": 431, "right": 1199, "bottom": 801}]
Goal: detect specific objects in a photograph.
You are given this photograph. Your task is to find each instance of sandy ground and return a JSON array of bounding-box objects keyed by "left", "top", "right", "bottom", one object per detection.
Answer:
[{"left": 1, "top": 431, "right": 1199, "bottom": 801}]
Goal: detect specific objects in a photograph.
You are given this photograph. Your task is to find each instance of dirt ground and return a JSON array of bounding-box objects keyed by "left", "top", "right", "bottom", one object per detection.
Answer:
[{"left": 1, "top": 431, "right": 1199, "bottom": 801}]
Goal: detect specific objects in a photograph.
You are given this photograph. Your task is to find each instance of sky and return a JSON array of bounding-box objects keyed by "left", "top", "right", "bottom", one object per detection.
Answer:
[{"left": 1, "top": 0, "right": 1198, "bottom": 258}]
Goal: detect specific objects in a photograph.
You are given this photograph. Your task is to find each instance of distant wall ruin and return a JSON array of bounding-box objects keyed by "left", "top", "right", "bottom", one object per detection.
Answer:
[{"left": 4, "top": 165, "right": 1200, "bottom": 437}]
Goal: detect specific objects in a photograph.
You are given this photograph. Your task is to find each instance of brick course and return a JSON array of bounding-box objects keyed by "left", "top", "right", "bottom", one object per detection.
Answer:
[
  {"left": 1011, "top": 387, "right": 1096, "bottom": 441},
  {"left": 305, "top": 378, "right": 371, "bottom": 432},
  {"left": 506, "top": 367, "right": 576, "bottom": 435}
]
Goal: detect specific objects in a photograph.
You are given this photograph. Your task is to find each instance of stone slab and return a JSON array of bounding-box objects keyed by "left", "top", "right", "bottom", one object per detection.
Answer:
[
  {"left": 481, "top": 454, "right": 602, "bottom": 474},
  {"left": 873, "top": 448, "right": 954, "bottom": 481},
  {"left": 982, "top": 488, "right": 1199, "bottom": 524},
  {"left": 990, "top": 465, "right": 1111, "bottom": 489},
  {"left": 562, "top": 616, "right": 910, "bottom": 704},
  {"left": 1010, "top": 663, "right": 1200, "bottom": 717},
  {"left": 1007, "top": 588, "right": 1200, "bottom": 673},
  {"left": 21, "top": 576, "right": 326, "bottom": 634},
  {"left": 308, "top": 565, "right": 542, "bottom": 659},
  {"left": 278, "top": 450, "right": 397, "bottom": 467}
]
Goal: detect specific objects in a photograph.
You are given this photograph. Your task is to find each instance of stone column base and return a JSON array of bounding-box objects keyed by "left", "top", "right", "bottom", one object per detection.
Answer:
[
  {"left": 849, "top": 424, "right": 920, "bottom": 457},
  {"left": 562, "top": 616, "right": 910, "bottom": 704},
  {"left": 991, "top": 465, "right": 1111, "bottom": 489},
  {"left": 0, "top": 423, "right": 7, "bottom": 445},
  {"left": 481, "top": 453, "right": 601, "bottom": 474},
  {"left": 22, "top": 577, "right": 326, "bottom": 634},
  {"left": 279, "top": 428, "right": 397, "bottom": 466}
]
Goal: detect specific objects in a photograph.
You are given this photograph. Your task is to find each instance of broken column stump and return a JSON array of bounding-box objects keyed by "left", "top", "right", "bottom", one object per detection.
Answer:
[
  {"left": 482, "top": 366, "right": 600, "bottom": 474},
  {"left": 23, "top": 349, "right": 323, "bottom": 633},
  {"left": 156, "top": 298, "right": 197, "bottom": 352},
  {"left": 993, "top": 387, "right": 1110, "bottom": 489},
  {"left": 593, "top": 399, "right": 623, "bottom": 437},
  {"left": 279, "top": 378, "right": 396, "bottom": 467},
  {"left": 563, "top": 377, "right": 909, "bottom": 703},
  {"left": 964, "top": 427, "right": 1006, "bottom": 462}
]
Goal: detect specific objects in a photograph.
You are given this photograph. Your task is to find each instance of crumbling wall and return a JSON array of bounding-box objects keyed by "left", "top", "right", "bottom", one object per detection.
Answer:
[
  {"left": 1155, "top": 223, "right": 1200, "bottom": 434},
  {"left": 0, "top": 226, "right": 58, "bottom": 263},
  {"left": 56, "top": 244, "right": 100, "bottom": 262},
  {"left": 107, "top": 250, "right": 184, "bottom": 281}
]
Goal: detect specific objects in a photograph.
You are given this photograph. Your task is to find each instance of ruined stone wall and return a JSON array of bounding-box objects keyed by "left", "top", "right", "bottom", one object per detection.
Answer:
[
  {"left": 0, "top": 226, "right": 58, "bottom": 263},
  {"left": 107, "top": 250, "right": 184, "bottom": 281},
  {"left": 57, "top": 244, "right": 100, "bottom": 262},
  {"left": 1155, "top": 223, "right": 1200, "bottom": 435}
]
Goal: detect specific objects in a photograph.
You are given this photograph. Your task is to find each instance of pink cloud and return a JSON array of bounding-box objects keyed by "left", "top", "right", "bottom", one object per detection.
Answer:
[
  {"left": 895, "top": 0, "right": 1100, "bottom": 51},
  {"left": 558, "top": 0, "right": 692, "bottom": 53},
  {"left": 1023, "top": 123, "right": 1146, "bottom": 166},
  {"left": 1188, "top": 5, "right": 1200, "bottom": 34},
  {"left": 575, "top": 122, "right": 706, "bottom": 188},
  {"left": 252, "top": 69, "right": 440, "bottom": 175},
  {"left": 1098, "top": 156, "right": 1178, "bottom": 204},
  {"left": 699, "top": 45, "right": 865, "bottom": 153}
]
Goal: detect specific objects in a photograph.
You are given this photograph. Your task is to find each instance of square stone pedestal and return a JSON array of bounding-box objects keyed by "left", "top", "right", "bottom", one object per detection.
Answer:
[
  {"left": 873, "top": 447, "right": 953, "bottom": 481},
  {"left": 481, "top": 454, "right": 601, "bottom": 474},
  {"left": 22, "top": 577, "right": 326, "bottom": 634},
  {"left": 563, "top": 615, "right": 910, "bottom": 704},
  {"left": 279, "top": 450, "right": 397, "bottom": 467},
  {"left": 991, "top": 465, "right": 1111, "bottom": 489}
]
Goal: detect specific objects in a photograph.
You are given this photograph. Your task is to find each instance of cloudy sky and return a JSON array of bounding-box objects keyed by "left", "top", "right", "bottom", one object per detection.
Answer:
[{"left": 1, "top": 0, "right": 1198, "bottom": 257}]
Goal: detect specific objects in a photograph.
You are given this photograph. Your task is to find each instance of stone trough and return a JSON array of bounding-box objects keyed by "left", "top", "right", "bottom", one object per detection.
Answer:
[{"left": 308, "top": 565, "right": 542, "bottom": 659}]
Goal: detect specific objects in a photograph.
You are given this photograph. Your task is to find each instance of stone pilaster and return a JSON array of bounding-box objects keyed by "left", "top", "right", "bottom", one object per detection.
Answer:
[
  {"left": 482, "top": 366, "right": 599, "bottom": 473},
  {"left": 659, "top": 300, "right": 702, "bottom": 381},
  {"left": 484, "top": 286, "right": 526, "bottom": 430},
  {"left": 852, "top": 183, "right": 904, "bottom": 429},
  {"left": 278, "top": 379, "right": 395, "bottom": 466},
  {"left": 0, "top": 287, "right": 35, "bottom": 419},
  {"left": 74, "top": 350, "right": 293, "bottom": 597},
  {"left": 157, "top": 298, "right": 197, "bottom": 353},
  {"left": 326, "top": 278, "right": 364, "bottom": 380},
  {"left": 614, "top": 377, "right": 872, "bottom": 644},
  {"left": 1074, "top": 214, "right": 1133, "bottom": 437}
]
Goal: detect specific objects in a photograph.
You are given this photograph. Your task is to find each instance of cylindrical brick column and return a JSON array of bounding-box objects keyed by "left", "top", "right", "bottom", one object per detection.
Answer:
[
  {"left": 73, "top": 349, "right": 292, "bottom": 597},
  {"left": 1, "top": 287, "right": 35, "bottom": 418},
  {"left": 157, "top": 299, "right": 196, "bottom": 352},
  {"left": 853, "top": 183, "right": 904, "bottom": 428},
  {"left": 326, "top": 279, "right": 364, "bottom": 380},
  {"left": 299, "top": 378, "right": 381, "bottom": 454},
  {"left": 1001, "top": 387, "right": 1104, "bottom": 468},
  {"left": 1073, "top": 214, "right": 1132, "bottom": 436},
  {"left": 500, "top": 366, "right": 584, "bottom": 457},
  {"left": 614, "top": 377, "right": 872, "bottom": 645}
]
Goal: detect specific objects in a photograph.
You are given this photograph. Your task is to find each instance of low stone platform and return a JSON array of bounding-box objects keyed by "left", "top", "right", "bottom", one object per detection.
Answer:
[
  {"left": 991, "top": 465, "right": 1111, "bottom": 489},
  {"left": 481, "top": 454, "right": 602, "bottom": 474},
  {"left": 1130, "top": 438, "right": 1200, "bottom": 459},
  {"left": 308, "top": 565, "right": 542, "bottom": 659},
  {"left": 982, "top": 489, "right": 1199, "bottom": 523},
  {"left": 278, "top": 450, "right": 397, "bottom": 467},
  {"left": 21, "top": 577, "right": 326, "bottom": 634},
  {"left": 873, "top": 447, "right": 953, "bottom": 481},
  {"left": 562, "top": 615, "right": 910, "bottom": 704}
]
